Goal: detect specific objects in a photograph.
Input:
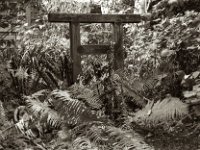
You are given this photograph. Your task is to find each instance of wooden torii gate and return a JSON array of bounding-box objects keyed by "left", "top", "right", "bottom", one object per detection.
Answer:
[{"left": 48, "top": 13, "right": 144, "bottom": 82}]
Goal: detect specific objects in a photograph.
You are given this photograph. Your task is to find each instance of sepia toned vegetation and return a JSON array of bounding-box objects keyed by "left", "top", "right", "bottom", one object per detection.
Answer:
[{"left": 1, "top": 0, "right": 200, "bottom": 149}]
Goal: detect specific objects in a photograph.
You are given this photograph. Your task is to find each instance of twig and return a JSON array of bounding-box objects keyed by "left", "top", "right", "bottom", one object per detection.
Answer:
[{"left": 1, "top": 125, "right": 15, "bottom": 133}]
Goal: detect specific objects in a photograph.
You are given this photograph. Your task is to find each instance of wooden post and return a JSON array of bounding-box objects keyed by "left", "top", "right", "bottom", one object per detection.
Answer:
[
  {"left": 113, "top": 22, "right": 124, "bottom": 70},
  {"left": 26, "top": 3, "right": 32, "bottom": 25},
  {"left": 48, "top": 13, "right": 144, "bottom": 83},
  {"left": 70, "top": 22, "right": 81, "bottom": 82}
]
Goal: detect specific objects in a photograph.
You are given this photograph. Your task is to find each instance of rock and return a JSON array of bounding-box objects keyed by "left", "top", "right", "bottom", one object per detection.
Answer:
[{"left": 183, "top": 91, "right": 196, "bottom": 98}]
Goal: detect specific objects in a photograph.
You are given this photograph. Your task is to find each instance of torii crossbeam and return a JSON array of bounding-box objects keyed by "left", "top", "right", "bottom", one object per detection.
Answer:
[{"left": 48, "top": 13, "right": 145, "bottom": 82}]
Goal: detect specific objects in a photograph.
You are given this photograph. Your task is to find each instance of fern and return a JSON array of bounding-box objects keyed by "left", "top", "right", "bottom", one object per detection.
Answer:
[
  {"left": 28, "top": 89, "right": 48, "bottom": 98},
  {"left": 107, "top": 126, "right": 154, "bottom": 150},
  {"left": 76, "top": 88, "right": 102, "bottom": 109},
  {"left": 84, "top": 123, "right": 108, "bottom": 146},
  {"left": 0, "top": 101, "right": 6, "bottom": 124},
  {"left": 17, "top": 87, "right": 156, "bottom": 149},
  {"left": 112, "top": 74, "right": 146, "bottom": 107},
  {"left": 112, "top": 70, "right": 146, "bottom": 107},
  {"left": 70, "top": 136, "right": 95, "bottom": 150},
  {"left": 22, "top": 88, "right": 102, "bottom": 132},
  {"left": 52, "top": 90, "right": 85, "bottom": 113},
  {"left": 68, "top": 123, "right": 105, "bottom": 150},
  {"left": 51, "top": 90, "right": 96, "bottom": 125},
  {"left": 15, "top": 119, "right": 37, "bottom": 139},
  {"left": 134, "top": 96, "right": 189, "bottom": 126},
  {"left": 26, "top": 96, "right": 61, "bottom": 128},
  {"left": 51, "top": 125, "right": 100, "bottom": 150},
  {"left": 14, "top": 94, "right": 62, "bottom": 139},
  {"left": 14, "top": 67, "right": 29, "bottom": 80},
  {"left": 28, "top": 70, "right": 39, "bottom": 89},
  {"left": 69, "top": 122, "right": 154, "bottom": 150},
  {"left": 69, "top": 83, "right": 103, "bottom": 109}
]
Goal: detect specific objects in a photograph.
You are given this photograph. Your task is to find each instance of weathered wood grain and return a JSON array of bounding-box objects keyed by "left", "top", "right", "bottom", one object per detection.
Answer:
[
  {"left": 78, "top": 45, "right": 111, "bottom": 55},
  {"left": 113, "top": 22, "right": 124, "bottom": 70},
  {"left": 70, "top": 22, "right": 81, "bottom": 82},
  {"left": 49, "top": 13, "right": 144, "bottom": 83},
  {"left": 26, "top": 3, "right": 32, "bottom": 25},
  {"left": 48, "top": 13, "right": 142, "bottom": 23}
]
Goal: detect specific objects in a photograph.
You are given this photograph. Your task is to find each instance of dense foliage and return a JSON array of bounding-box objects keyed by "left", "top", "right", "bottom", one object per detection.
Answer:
[{"left": 1, "top": 0, "right": 200, "bottom": 149}]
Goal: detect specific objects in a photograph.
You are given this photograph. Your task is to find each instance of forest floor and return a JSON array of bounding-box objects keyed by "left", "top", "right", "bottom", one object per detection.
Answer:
[{"left": 133, "top": 122, "right": 200, "bottom": 150}]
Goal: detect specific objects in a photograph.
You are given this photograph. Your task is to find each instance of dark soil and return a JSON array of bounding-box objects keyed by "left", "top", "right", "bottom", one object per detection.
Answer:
[
  {"left": 146, "top": 130, "right": 200, "bottom": 150},
  {"left": 132, "top": 122, "right": 200, "bottom": 150}
]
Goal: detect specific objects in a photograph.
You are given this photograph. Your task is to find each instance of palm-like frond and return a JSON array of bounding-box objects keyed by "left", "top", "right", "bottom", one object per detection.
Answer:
[{"left": 134, "top": 96, "right": 189, "bottom": 126}]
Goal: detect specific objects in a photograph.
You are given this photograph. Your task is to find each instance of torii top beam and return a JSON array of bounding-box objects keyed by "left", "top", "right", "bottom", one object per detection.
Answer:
[{"left": 48, "top": 13, "right": 144, "bottom": 23}]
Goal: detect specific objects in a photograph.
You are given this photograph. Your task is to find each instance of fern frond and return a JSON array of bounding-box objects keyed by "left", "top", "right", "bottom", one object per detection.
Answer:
[
  {"left": 112, "top": 71, "right": 146, "bottom": 107},
  {"left": 142, "top": 76, "right": 159, "bottom": 92},
  {"left": 71, "top": 121, "right": 108, "bottom": 147},
  {"left": 26, "top": 97, "right": 61, "bottom": 128},
  {"left": 85, "top": 124, "right": 108, "bottom": 145},
  {"left": 134, "top": 97, "right": 189, "bottom": 126},
  {"left": 15, "top": 118, "right": 33, "bottom": 138},
  {"left": 69, "top": 84, "right": 103, "bottom": 109},
  {"left": 14, "top": 67, "right": 29, "bottom": 80},
  {"left": 45, "top": 69, "right": 59, "bottom": 88},
  {"left": 51, "top": 90, "right": 87, "bottom": 125},
  {"left": 28, "top": 69, "right": 39, "bottom": 88},
  {"left": 40, "top": 58, "right": 60, "bottom": 78},
  {"left": 52, "top": 90, "right": 73, "bottom": 101},
  {"left": 0, "top": 101, "right": 6, "bottom": 124},
  {"left": 107, "top": 126, "right": 154, "bottom": 150},
  {"left": 36, "top": 67, "right": 56, "bottom": 89},
  {"left": 71, "top": 137, "right": 94, "bottom": 150},
  {"left": 30, "top": 89, "right": 48, "bottom": 98},
  {"left": 52, "top": 90, "right": 85, "bottom": 115},
  {"left": 76, "top": 88, "right": 102, "bottom": 109}
]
